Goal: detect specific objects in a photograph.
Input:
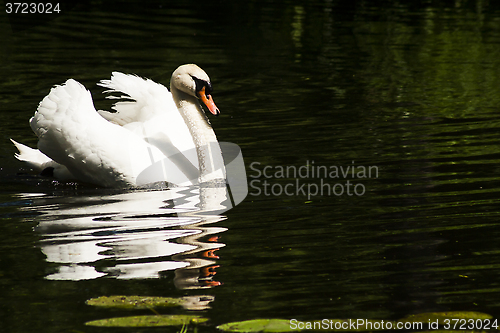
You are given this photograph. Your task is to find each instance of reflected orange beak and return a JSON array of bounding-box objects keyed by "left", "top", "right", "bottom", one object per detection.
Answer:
[{"left": 198, "top": 86, "right": 220, "bottom": 116}]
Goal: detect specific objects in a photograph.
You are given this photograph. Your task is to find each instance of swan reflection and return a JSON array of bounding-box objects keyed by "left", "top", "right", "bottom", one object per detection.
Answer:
[{"left": 19, "top": 185, "right": 229, "bottom": 289}]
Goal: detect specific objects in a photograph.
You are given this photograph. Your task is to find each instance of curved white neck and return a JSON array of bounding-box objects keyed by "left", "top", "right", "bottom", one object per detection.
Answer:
[{"left": 171, "top": 87, "right": 226, "bottom": 184}]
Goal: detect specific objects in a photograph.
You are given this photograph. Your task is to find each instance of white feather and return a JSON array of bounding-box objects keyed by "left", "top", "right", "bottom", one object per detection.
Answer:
[{"left": 11, "top": 139, "right": 74, "bottom": 180}]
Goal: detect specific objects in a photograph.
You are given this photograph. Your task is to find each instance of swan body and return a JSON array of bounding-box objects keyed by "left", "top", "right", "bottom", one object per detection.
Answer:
[{"left": 12, "top": 64, "right": 226, "bottom": 187}]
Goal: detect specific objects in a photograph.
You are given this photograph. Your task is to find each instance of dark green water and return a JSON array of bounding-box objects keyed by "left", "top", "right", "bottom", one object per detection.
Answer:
[{"left": 2, "top": 0, "right": 500, "bottom": 332}]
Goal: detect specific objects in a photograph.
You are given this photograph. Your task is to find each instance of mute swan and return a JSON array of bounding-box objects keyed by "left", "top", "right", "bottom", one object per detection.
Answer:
[{"left": 11, "top": 64, "right": 226, "bottom": 187}]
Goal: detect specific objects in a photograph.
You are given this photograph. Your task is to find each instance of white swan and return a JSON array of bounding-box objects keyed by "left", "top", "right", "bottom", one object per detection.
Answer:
[{"left": 11, "top": 64, "right": 226, "bottom": 188}]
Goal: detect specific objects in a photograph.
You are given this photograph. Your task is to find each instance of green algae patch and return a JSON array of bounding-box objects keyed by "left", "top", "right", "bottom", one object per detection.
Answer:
[
  {"left": 217, "top": 319, "right": 300, "bottom": 332},
  {"left": 85, "top": 314, "right": 208, "bottom": 327},
  {"left": 217, "top": 314, "right": 496, "bottom": 332},
  {"left": 86, "top": 295, "right": 184, "bottom": 309},
  {"left": 400, "top": 311, "right": 493, "bottom": 324}
]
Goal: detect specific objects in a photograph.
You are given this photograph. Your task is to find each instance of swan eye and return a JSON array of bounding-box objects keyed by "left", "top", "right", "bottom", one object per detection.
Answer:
[{"left": 192, "top": 76, "right": 212, "bottom": 96}]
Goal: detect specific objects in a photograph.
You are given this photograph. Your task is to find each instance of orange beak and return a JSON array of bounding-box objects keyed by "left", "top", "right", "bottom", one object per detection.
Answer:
[{"left": 198, "top": 86, "right": 220, "bottom": 116}]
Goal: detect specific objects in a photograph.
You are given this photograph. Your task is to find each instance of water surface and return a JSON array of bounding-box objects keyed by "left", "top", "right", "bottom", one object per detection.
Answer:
[{"left": 2, "top": 1, "right": 500, "bottom": 332}]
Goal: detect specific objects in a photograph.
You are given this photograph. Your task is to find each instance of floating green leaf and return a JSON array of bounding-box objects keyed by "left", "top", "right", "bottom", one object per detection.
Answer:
[
  {"left": 217, "top": 319, "right": 300, "bottom": 332},
  {"left": 86, "top": 295, "right": 184, "bottom": 309},
  {"left": 217, "top": 319, "right": 399, "bottom": 332},
  {"left": 217, "top": 314, "right": 496, "bottom": 332},
  {"left": 85, "top": 314, "right": 208, "bottom": 327}
]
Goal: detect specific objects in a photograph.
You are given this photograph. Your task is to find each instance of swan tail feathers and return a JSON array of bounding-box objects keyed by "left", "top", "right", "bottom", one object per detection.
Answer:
[
  {"left": 10, "top": 139, "right": 75, "bottom": 180},
  {"left": 11, "top": 139, "right": 52, "bottom": 169}
]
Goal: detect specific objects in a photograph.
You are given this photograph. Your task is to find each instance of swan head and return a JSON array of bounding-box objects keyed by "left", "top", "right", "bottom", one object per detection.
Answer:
[{"left": 171, "top": 64, "right": 220, "bottom": 116}]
